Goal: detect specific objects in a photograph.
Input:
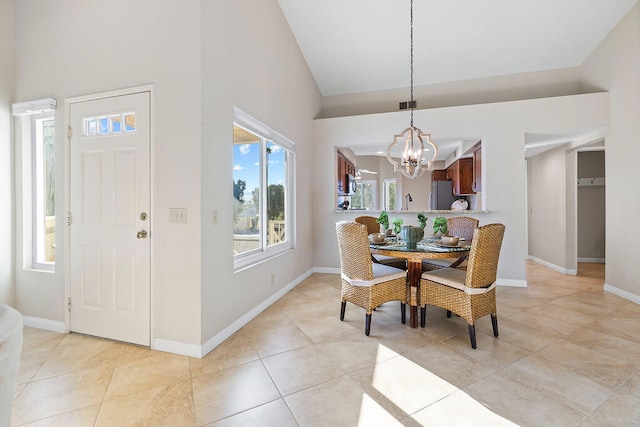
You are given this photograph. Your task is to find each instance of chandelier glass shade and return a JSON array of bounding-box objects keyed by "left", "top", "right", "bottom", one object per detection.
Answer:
[{"left": 387, "top": 0, "right": 438, "bottom": 179}]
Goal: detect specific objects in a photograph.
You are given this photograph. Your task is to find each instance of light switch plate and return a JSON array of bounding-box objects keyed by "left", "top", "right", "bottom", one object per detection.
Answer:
[{"left": 169, "top": 208, "right": 187, "bottom": 224}]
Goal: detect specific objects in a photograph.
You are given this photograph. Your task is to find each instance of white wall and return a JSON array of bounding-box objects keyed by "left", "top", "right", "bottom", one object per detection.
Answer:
[
  {"left": 312, "top": 93, "right": 610, "bottom": 286},
  {"left": 13, "top": 0, "right": 203, "bottom": 345},
  {"left": 0, "top": 0, "right": 15, "bottom": 305},
  {"left": 580, "top": 3, "right": 640, "bottom": 299},
  {"left": 200, "top": 0, "right": 321, "bottom": 342},
  {"left": 321, "top": 67, "right": 583, "bottom": 119},
  {"left": 527, "top": 146, "right": 569, "bottom": 270}
]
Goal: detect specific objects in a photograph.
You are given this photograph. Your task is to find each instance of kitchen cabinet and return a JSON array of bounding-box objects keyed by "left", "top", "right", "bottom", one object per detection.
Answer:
[
  {"left": 447, "top": 157, "right": 475, "bottom": 196},
  {"left": 337, "top": 152, "right": 356, "bottom": 195},
  {"left": 472, "top": 145, "right": 482, "bottom": 193},
  {"left": 432, "top": 169, "right": 448, "bottom": 181}
]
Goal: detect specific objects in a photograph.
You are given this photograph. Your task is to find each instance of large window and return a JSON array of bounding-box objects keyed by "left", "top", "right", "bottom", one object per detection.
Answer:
[
  {"left": 233, "top": 108, "right": 295, "bottom": 270},
  {"left": 351, "top": 180, "right": 376, "bottom": 210}
]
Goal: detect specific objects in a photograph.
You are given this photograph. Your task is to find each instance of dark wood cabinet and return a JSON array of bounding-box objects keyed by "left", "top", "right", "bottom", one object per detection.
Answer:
[
  {"left": 447, "top": 157, "right": 475, "bottom": 196},
  {"left": 337, "top": 152, "right": 356, "bottom": 195},
  {"left": 472, "top": 145, "right": 482, "bottom": 193},
  {"left": 432, "top": 169, "right": 448, "bottom": 181}
]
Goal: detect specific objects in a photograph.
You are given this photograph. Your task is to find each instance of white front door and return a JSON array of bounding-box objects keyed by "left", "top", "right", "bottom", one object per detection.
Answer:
[{"left": 69, "top": 91, "right": 151, "bottom": 346}]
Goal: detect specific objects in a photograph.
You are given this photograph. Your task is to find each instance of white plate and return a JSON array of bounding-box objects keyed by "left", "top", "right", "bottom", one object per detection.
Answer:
[{"left": 451, "top": 199, "right": 469, "bottom": 210}]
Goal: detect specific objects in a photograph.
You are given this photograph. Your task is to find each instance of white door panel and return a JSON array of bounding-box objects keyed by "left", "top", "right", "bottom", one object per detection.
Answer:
[{"left": 69, "top": 92, "right": 150, "bottom": 346}]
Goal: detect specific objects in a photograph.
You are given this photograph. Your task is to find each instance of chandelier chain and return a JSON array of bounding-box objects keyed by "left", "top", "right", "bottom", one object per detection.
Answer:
[{"left": 410, "top": 0, "right": 414, "bottom": 129}]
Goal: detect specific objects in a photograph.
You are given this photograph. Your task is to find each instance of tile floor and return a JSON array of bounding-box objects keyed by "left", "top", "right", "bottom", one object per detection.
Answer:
[{"left": 11, "top": 261, "right": 640, "bottom": 426}]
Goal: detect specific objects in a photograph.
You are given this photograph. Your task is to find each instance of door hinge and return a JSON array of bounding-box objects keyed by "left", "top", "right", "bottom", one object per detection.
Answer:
[
  {"left": 66, "top": 297, "right": 71, "bottom": 312},
  {"left": 67, "top": 212, "right": 72, "bottom": 226},
  {"left": 67, "top": 125, "right": 73, "bottom": 141}
]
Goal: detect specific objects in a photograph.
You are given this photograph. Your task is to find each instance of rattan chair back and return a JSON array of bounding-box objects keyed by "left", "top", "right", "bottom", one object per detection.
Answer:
[
  {"left": 336, "top": 221, "right": 374, "bottom": 281},
  {"left": 447, "top": 217, "right": 479, "bottom": 242},
  {"left": 464, "top": 223, "right": 505, "bottom": 288},
  {"left": 355, "top": 216, "right": 381, "bottom": 235}
]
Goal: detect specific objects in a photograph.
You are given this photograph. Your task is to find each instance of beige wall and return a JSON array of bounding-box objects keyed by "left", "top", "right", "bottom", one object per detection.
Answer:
[
  {"left": 320, "top": 67, "right": 583, "bottom": 119},
  {"left": 313, "top": 93, "right": 610, "bottom": 286},
  {"left": 13, "top": 0, "right": 204, "bottom": 344},
  {"left": 200, "top": 0, "right": 321, "bottom": 343},
  {"left": 0, "top": 0, "right": 14, "bottom": 305},
  {"left": 580, "top": 3, "right": 640, "bottom": 299},
  {"left": 527, "top": 146, "right": 569, "bottom": 269}
]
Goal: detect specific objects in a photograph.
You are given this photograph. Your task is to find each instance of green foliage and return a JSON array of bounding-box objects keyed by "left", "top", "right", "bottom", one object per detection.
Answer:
[
  {"left": 233, "top": 179, "right": 247, "bottom": 219},
  {"left": 417, "top": 213, "right": 427, "bottom": 229},
  {"left": 377, "top": 211, "right": 389, "bottom": 230},
  {"left": 267, "top": 184, "right": 285, "bottom": 220},
  {"left": 433, "top": 216, "right": 448, "bottom": 235},
  {"left": 392, "top": 218, "right": 404, "bottom": 235}
]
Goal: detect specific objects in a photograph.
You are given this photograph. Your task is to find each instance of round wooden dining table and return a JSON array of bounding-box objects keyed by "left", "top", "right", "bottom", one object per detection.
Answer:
[{"left": 370, "top": 241, "right": 470, "bottom": 328}]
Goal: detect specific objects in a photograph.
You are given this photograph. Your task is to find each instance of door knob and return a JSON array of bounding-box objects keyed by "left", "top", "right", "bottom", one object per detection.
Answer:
[{"left": 137, "top": 230, "right": 148, "bottom": 239}]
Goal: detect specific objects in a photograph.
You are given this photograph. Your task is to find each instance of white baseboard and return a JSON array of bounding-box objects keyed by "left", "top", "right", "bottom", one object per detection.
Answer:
[
  {"left": 496, "top": 278, "right": 528, "bottom": 287},
  {"left": 604, "top": 283, "right": 640, "bottom": 305},
  {"left": 314, "top": 266, "right": 340, "bottom": 274},
  {"left": 22, "top": 316, "right": 66, "bottom": 333},
  {"left": 578, "top": 257, "right": 605, "bottom": 264},
  {"left": 529, "top": 256, "right": 577, "bottom": 275},
  {"left": 197, "top": 267, "right": 315, "bottom": 358},
  {"left": 153, "top": 338, "right": 202, "bottom": 358}
]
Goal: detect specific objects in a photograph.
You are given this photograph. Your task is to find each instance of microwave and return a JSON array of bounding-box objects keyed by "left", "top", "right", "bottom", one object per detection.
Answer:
[{"left": 346, "top": 173, "right": 357, "bottom": 194}]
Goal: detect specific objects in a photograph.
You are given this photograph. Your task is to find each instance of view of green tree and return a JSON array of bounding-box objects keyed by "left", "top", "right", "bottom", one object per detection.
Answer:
[
  {"left": 233, "top": 179, "right": 246, "bottom": 219},
  {"left": 267, "top": 184, "right": 285, "bottom": 220}
]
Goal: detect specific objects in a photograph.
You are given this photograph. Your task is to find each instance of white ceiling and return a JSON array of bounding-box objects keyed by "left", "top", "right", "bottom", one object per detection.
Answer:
[
  {"left": 277, "top": 0, "right": 637, "bottom": 97},
  {"left": 277, "top": 0, "right": 631, "bottom": 160}
]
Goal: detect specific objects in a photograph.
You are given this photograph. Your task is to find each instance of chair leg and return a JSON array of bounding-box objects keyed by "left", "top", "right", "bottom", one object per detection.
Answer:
[
  {"left": 400, "top": 302, "right": 406, "bottom": 324},
  {"left": 365, "top": 313, "right": 372, "bottom": 336},
  {"left": 447, "top": 310, "right": 452, "bottom": 318},
  {"left": 420, "top": 306, "right": 426, "bottom": 328},
  {"left": 491, "top": 314, "right": 499, "bottom": 337},
  {"left": 468, "top": 324, "right": 477, "bottom": 349},
  {"left": 340, "top": 301, "right": 346, "bottom": 321}
]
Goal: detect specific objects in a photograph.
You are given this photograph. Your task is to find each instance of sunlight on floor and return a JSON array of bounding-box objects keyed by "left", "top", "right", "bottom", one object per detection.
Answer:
[{"left": 357, "top": 343, "right": 520, "bottom": 426}]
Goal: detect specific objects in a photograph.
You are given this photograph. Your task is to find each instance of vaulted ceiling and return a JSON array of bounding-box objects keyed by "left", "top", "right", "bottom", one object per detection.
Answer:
[{"left": 278, "top": 0, "right": 638, "bottom": 97}]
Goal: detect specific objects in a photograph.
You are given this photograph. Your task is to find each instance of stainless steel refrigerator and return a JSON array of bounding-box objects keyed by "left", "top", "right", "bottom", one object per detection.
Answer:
[{"left": 430, "top": 181, "right": 458, "bottom": 210}]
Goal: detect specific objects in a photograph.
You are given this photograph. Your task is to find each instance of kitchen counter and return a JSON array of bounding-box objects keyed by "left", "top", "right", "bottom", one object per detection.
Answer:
[{"left": 333, "top": 209, "right": 490, "bottom": 214}]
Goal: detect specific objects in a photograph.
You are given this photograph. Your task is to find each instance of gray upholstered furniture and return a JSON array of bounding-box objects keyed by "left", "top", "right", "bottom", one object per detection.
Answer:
[{"left": 0, "top": 304, "right": 23, "bottom": 427}]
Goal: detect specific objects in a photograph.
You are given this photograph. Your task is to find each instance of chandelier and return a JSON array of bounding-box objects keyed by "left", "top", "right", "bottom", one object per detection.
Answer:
[{"left": 386, "top": 0, "right": 438, "bottom": 179}]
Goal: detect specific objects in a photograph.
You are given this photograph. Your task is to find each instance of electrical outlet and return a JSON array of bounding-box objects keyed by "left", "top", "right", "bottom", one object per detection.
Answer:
[
  {"left": 169, "top": 208, "right": 187, "bottom": 224},
  {"left": 212, "top": 210, "right": 218, "bottom": 225},
  {"left": 270, "top": 273, "right": 275, "bottom": 285}
]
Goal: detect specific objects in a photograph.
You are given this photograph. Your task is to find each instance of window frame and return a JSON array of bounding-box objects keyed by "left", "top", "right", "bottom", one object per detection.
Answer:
[
  {"left": 30, "top": 111, "right": 56, "bottom": 271},
  {"left": 233, "top": 107, "right": 296, "bottom": 271},
  {"left": 384, "top": 178, "right": 396, "bottom": 211}
]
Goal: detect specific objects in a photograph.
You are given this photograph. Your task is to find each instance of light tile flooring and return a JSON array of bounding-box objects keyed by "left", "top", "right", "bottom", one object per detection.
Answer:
[{"left": 11, "top": 262, "right": 640, "bottom": 426}]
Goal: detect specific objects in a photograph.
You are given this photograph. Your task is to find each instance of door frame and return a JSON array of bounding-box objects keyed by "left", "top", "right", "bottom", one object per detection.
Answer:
[{"left": 63, "top": 85, "right": 155, "bottom": 345}]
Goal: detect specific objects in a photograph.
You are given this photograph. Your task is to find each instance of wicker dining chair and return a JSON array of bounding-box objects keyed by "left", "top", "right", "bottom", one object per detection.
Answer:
[
  {"left": 336, "top": 221, "right": 407, "bottom": 336},
  {"left": 422, "top": 216, "right": 479, "bottom": 271},
  {"left": 355, "top": 215, "right": 407, "bottom": 270},
  {"left": 420, "top": 223, "right": 505, "bottom": 349}
]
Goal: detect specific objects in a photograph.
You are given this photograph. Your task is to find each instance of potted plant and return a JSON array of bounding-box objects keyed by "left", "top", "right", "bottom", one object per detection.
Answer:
[
  {"left": 417, "top": 213, "right": 428, "bottom": 229},
  {"left": 392, "top": 218, "right": 404, "bottom": 235},
  {"left": 376, "top": 211, "right": 390, "bottom": 235},
  {"left": 433, "top": 217, "right": 448, "bottom": 236}
]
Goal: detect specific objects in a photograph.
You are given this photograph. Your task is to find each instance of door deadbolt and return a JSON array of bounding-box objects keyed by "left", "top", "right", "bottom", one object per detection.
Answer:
[
  {"left": 137, "top": 230, "right": 148, "bottom": 239},
  {"left": 140, "top": 212, "right": 148, "bottom": 221}
]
